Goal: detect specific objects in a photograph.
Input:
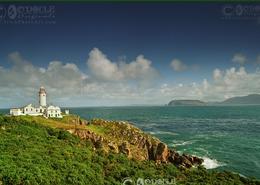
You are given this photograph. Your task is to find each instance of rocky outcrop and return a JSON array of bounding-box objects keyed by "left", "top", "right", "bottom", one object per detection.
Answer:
[
  {"left": 68, "top": 118, "right": 203, "bottom": 169},
  {"left": 108, "top": 142, "right": 118, "bottom": 153},
  {"left": 148, "top": 141, "right": 203, "bottom": 167},
  {"left": 119, "top": 141, "right": 131, "bottom": 158},
  {"left": 155, "top": 142, "right": 168, "bottom": 162},
  {"left": 73, "top": 129, "right": 105, "bottom": 150}
]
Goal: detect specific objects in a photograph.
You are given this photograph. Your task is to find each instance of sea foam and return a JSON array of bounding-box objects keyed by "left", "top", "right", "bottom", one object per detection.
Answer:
[
  {"left": 171, "top": 140, "right": 195, "bottom": 147},
  {"left": 202, "top": 157, "right": 225, "bottom": 169},
  {"left": 174, "top": 140, "right": 194, "bottom": 146}
]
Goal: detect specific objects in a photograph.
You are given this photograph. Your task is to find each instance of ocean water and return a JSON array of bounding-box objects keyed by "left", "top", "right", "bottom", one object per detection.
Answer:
[{"left": 1, "top": 106, "right": 260, "bottom": 178}]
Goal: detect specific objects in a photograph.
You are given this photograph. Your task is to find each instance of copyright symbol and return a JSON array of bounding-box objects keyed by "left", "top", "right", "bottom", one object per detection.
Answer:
[
  {"left": 236, "top": 5, "right": 244, "bottom": 16},
  {"left": 8, "top": 5, "right": 17, "bottom": 20},
  {"left": 222, "top": 5, "right": 234, "bottom": 16}
]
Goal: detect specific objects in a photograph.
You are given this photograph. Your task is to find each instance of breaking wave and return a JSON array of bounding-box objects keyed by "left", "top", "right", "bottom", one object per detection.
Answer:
[{"left": 202, "top": 157, "right": 225, "bottom": 169}]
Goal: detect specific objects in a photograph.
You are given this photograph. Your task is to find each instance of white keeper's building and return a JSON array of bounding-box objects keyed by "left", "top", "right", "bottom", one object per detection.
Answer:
[{"left": 10, "top": 87, "right": 63, "bottom": 118}]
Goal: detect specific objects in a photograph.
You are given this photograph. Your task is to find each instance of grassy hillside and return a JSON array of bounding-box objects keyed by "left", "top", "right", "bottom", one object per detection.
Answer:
[{"left": 0, "top": 115, "right": 259, "bottom": 185}]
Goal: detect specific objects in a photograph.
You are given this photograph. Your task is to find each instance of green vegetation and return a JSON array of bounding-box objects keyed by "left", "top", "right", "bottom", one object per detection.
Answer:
[{"left": 0, "top": 115, "right": 259, "bottom": 185}]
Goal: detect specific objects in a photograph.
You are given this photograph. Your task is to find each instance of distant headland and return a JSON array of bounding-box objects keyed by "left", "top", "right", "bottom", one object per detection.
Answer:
[{"left": 168, "top": 94, "right": 260, "bottom": 106}]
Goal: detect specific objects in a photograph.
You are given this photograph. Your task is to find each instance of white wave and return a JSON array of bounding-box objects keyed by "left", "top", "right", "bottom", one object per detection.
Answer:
[
  {"left": 172, "top": 140, "right": 195, "bottom": 147},
  {"left": 149, "top": 131, "right": 178, "bottom": 136},
  {"left": 202, "top": 157, "right": 225, "bottom": 169}
]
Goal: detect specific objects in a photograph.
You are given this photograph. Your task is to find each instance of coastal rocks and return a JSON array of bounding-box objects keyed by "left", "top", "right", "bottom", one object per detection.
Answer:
[
  {"left": 178, "top": 156, "right": 193, "bottom": 168},
  {"left": 168, "top": 150, "right": 179, "bottom": 163},
  {"left": 155, "top": 142, "right": 168, "bottom": 163},
  {"left": 137, "top": 136, "right": 148, "bottom": 148},
  {"left": 73, "top": 129, "right": 105, "bottom": 149},
  {"left": 119, "top": 141, "right": 131, "bottom": 158},
  {"left": 183, "top": 154, "right": 204, "bottom": 166},
  {"left": 108, "top": 142, "right": 119, "bottom": 153},
  {"left": 167, "top": 151, "right": 203, "bottom": 168},
  {"left": 68, "top": 118, "right": 203, "bottom": 169},
  {"left": 145, "top": 141, "right": 203, "bottom": 168},
  {"left": 94, "top": 137, "right": 104, "bottom": 149},
  {"left": 79, "top": 119, "right": 89, "bottom": 125}
]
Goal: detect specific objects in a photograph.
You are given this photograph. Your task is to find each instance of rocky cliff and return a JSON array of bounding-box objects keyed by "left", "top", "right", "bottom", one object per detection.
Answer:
[{"left": 69, "top": 118, "right": 203, "bottom": 168}]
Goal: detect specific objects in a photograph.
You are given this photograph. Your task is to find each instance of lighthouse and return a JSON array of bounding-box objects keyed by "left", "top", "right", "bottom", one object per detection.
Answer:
[
  {"left": 10, "top": 86, "right": 63, "bottom": 118},
  {"left": 39, "top": 86, "right": 47, "bottom": 107}
]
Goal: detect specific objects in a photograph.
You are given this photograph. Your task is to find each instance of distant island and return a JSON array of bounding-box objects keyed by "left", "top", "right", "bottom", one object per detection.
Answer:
[
  {"left": 168, "top": 100, "right": 206, "bottom": 106},
  {"left": 168, "top": 94, "right": 260, "bottom": 106}
]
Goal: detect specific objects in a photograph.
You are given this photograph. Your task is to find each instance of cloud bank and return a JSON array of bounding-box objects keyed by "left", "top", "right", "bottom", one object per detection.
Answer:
[
  {"left": 0, "top": 49, "right": 159, "bottom": 107},
  {"left": 1, "top": 49, "right": 260, "bottom": 107}
]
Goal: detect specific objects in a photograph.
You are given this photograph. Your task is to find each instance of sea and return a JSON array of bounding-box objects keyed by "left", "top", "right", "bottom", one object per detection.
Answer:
[{"left": 1, "top": 106, "right": 260, "bottom": 178}]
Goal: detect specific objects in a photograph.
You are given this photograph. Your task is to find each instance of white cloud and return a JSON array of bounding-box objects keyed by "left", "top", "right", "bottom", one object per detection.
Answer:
[
  {"left": 178, "top": 83, "right": 183, "bottom": 87},
  {"left": 208, "top": 67, "right": 260, "bottom": 100},
  {"left": 232, "top": 53, "right": 247, "bottom": 65},
  {"left": 121, "top": 55, "right": 158, "bottom": 80},
  {"left": 87, "top": 48, "right": 158, "bottom": 83},
  {"left": 87, "top": 48, "right": 123, "bottom": 81},
  {"left": 170, "top": 59, "right": 187, "bottom": 72},
  {"left": 159, "top": 66, "right": 260, "bottom": 102},
  {"left": 213, "top": 68, "right": 222, "bottom": 81}
]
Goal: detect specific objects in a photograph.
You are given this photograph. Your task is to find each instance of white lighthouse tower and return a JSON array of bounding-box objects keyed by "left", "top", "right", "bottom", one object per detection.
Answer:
[{"left": 39, "top": 86, "right": 47, "bottom": 107}]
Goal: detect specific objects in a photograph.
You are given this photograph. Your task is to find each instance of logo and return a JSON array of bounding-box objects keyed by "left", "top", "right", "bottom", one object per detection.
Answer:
[
  {"left": 122, "top": 177, "right": 134, "bottom": 185},
  {"left": 122, "top": 177, "right": 176, "bottom": 185},
  {"left": 235, "top": 5, "right": 244, "bottom": 16},
  {"left": 136, "top": 178, "right": 144, "bottom": 185},
  {"left": 0, "top": 5, "right": 6, "bottom": 20},
  {"left": 222, "top": 4, "right": 260, "bottom": 21},
  {"left": 0, "top": 4, "right": 56, "bottom": 24},
  {"left": 7, "top": 5, "right": 17, "bottom": 20},
  {"left": 222, "top": 5, "right": 234, "bottom": 16}
]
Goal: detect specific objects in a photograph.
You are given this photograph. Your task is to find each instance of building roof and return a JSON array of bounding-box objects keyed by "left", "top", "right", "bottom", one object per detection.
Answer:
[
  {"left": 39, "top": 86, "right": 46, "bottom": 94},
  {"left": 47, "top": 105, "right": 61, "bottom": 110}
]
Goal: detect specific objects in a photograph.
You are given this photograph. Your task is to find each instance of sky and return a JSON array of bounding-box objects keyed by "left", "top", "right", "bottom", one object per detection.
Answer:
[{"left": 0, "top": 3, "right": 260, "bottom": 108}]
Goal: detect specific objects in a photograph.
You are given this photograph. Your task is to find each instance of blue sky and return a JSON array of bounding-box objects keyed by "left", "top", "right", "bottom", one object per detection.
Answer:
[{"left": 0, "top": 3, "right": 260, "bottom": 107}]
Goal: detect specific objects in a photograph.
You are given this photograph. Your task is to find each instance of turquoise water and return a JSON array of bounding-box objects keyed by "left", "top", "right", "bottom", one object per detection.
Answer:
[{"left": 1, "top": 106, "right": 260, "bottom": 178}]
